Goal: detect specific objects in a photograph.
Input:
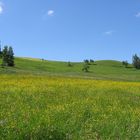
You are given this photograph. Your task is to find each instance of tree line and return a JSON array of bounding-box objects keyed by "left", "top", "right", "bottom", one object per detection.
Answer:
[
  {"left": 0, "top": 46, "right": 14, "bottom": 67},
  {"left": 122, "top": 54, "right": 140, "bottom": 69}
]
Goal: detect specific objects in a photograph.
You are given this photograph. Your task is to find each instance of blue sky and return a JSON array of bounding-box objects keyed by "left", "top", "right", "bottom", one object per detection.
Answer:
[{"left": 0, "top": 0, "right": 140, "bottom": 62}]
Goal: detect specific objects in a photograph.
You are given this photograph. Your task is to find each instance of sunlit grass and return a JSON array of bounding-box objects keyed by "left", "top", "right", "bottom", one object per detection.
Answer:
[
  {"left": 0, "top": 75, "right": 140, "bottom": 139},
  {"left": 1, "top": 57, "right": 140, "bottom": 81}
]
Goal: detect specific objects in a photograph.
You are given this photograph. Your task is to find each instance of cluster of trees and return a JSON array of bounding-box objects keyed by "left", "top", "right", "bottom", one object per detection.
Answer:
[
  {"left": 122, "top": 54, "right": 140, "bottom": 69},
  {"left": 67, "top": 59, "right": 94, "bottom": 72},
  {"left": 0, "top": 46, "right": 14, "bottom": 67},
  {"left": 84, "top": 59, "right": 94, "bottom": 65},
  {"left": 82, "top": 59, "right": 94, "bottom": 72}
]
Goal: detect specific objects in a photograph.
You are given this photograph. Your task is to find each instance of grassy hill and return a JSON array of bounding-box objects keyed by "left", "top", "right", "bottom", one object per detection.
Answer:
[
  {"left": 0, "top": 57, "right": 140, "bottom": 81},
  {"left": 1, "top": 57, "right": 140, "bottom": 139}
]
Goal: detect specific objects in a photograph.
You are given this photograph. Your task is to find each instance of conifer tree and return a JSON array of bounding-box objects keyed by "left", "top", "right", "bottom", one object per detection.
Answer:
[
  {"left": 1, "top": 46, "right": 15, "bottom": 67},
  {"left": 7, "top": 46, "right": 14, "bottom": 66},
  {"left": 132, "top": 54, "right": 140, "bottom": 69},
  {"left": 2, "top": 46, "right": 9, "bottom": 66}
]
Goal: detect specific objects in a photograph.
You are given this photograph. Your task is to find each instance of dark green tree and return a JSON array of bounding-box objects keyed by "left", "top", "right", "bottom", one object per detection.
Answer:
[
  {"left": 68, "top": 61, "right": 72, "bottom": 67},
  {"left": 82, "top": 64, "right": 90, "bottom": 72},
  {"left": 2, "top": 46, "right": 9, "bottom": 66},
  {"left": 1, "top": 46, "right": 14, "bottom": 67},
  {"left": 84, "top": 59, "right": 90, "bottom": 65},
  {"left": 7, "top": 46, "right": 14, "bottom": 66},
  {"left": 132, "top": 54, "right": 140, "bottom": 69},
  {"left": 90, "top": 59, "right": 94, "bottom": 63},
  {"left": 122, "top": 61, "right": 128, "bottom": 68}
]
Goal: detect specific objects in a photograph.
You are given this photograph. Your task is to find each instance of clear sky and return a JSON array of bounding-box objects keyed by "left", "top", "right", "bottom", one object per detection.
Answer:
[{"left": 0, "top": 0, "right": 140, "bottom": 62}]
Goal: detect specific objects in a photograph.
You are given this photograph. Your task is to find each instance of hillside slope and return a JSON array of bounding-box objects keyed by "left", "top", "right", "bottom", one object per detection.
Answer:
[{"left": 0, "top": 57, "right": 140, "bottom": 81}]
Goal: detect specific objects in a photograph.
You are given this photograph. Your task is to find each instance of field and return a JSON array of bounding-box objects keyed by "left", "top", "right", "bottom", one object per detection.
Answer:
[
  {"left": 0, "top": 75, "right": 140, "bottom": 139},
  {"left": 1, "top": 57, "right": 140, "bottom": 81}
]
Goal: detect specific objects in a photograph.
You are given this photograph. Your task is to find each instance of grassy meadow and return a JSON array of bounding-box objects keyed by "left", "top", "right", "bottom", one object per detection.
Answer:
[
  {"left": 1, "top": 57, "right": 140, "bottom": 81},
  {"left": 0, "top": 75, "right": 140, "bottom": 139},
  {"left": 0, "top": 58, "right": 140, "bottom": 139}
]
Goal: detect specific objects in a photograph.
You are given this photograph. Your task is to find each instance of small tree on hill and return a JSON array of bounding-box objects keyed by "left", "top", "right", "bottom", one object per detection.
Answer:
[
  {"left": 68, "top": 61, "right": 72, "bottom": 67},
  {"left": 132, "top": 54, "right": 140, "bottom": 69},
  {"left": 122, "top": 61, "right": 128, "bottom": 68},
  {"left": 7, "top": 46, "right": 14, "bottom": 66},
  {"left": 90, "top": 59, "right": 94, "bottom": 64},
  {"left": 82, "top": 64, "right": 90, "bottom": 72},
  {"left": 2, "top": 46, "right": 9, "bottom": 66},
  {"left": 84, "top": 59, "right": 90, "bottom": 65}
]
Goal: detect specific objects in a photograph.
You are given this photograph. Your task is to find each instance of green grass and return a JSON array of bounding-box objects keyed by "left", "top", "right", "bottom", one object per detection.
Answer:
[
  {"left": 0, "top": 57, "right": 140, "bottom": 81},
  {"left": 0, "top": 75, "right": 140, "bottom": 139},
  {"left": 0, "top": 58, "right": 140, "bottom": 139}
]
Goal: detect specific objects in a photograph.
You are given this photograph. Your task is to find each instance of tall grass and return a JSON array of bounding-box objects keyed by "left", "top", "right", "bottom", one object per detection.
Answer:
[{"left": 0, "top": 75, "right": 140, "bottom": 139}]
